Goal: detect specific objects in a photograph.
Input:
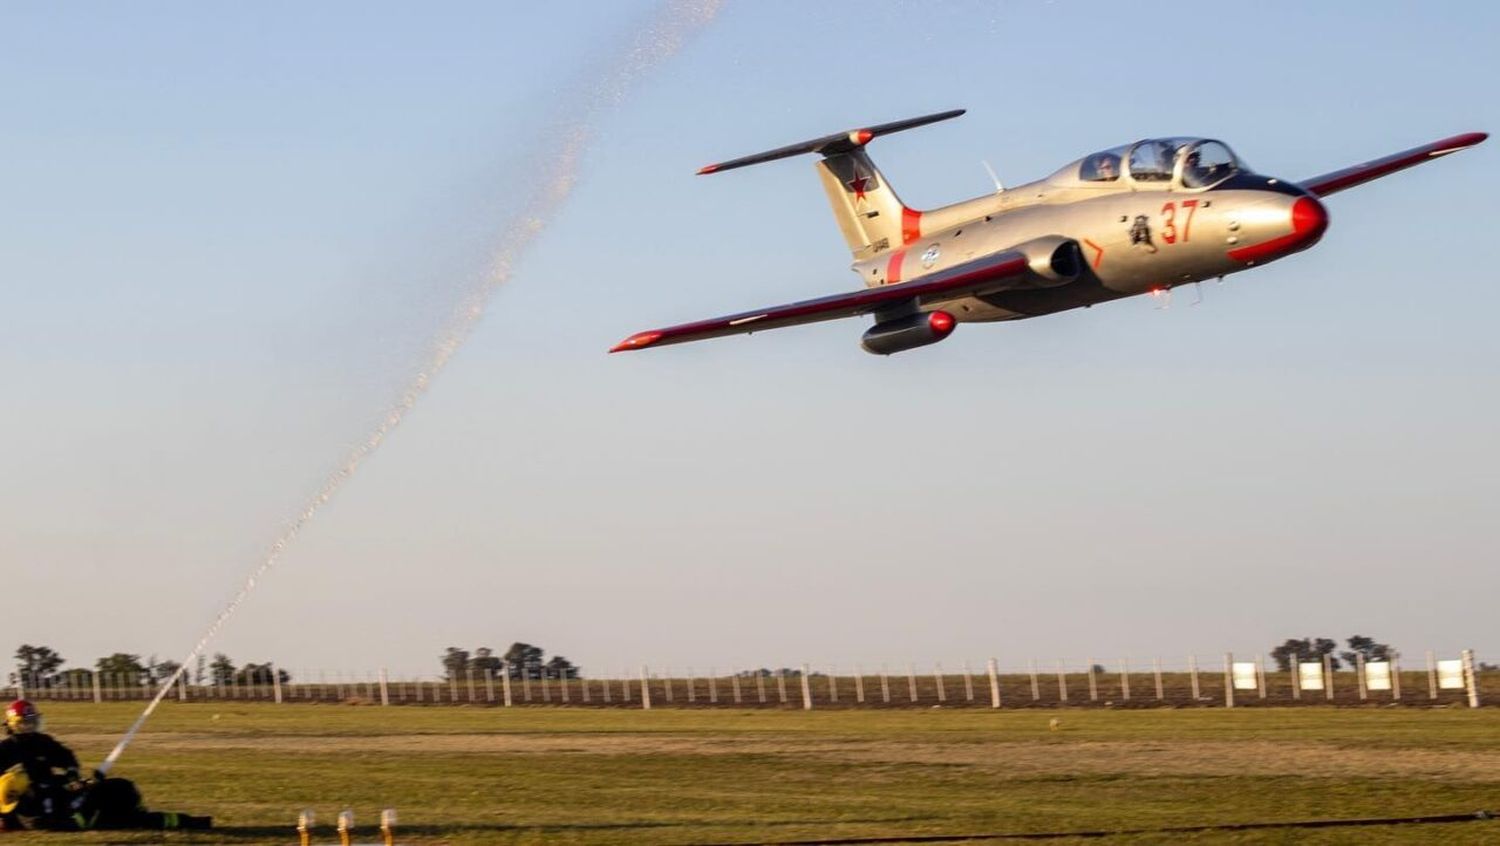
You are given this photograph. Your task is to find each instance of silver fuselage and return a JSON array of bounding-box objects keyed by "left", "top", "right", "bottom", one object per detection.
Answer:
[{"left": 853, "top": 166, "right": 1326, "bottom": 321}]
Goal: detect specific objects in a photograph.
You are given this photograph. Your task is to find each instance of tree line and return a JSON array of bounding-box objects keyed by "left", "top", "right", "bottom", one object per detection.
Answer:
[
  {"left": 1268, "top": 635, "right": 1393, "bottom": 672},
  {"left": 11, "top": 644, "right": 286, "bottom": 688},
  {"left": 441, "top": 643, "right": 578, "bottom": 680}
]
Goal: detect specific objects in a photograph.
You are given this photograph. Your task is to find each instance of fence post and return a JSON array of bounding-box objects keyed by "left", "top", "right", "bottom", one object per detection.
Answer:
[
  {"left": 378, "top": 668, "right": 390, "bottom": 706},
  {"left": 906, "top": 664, "right": 917, "bottom": 703},
  {"left": 1323, "top": 652, "right": 1334, "bottom": 702},
  {"left": 1152, "top": 657, "right": 1163, "bottom": 701},
  {"left": 1357, "top": 654, "right": 1367, "bottom": 701},
  {"left": 933, "top": 663, "right": 946, "bottom": 703},
  {"left": 1223, "top": 653, "right": 1234, "bottom": 708},
  {"left": 1426, "top": 650, "right": 1438, "bottom": 699},
  {"left": 1189, "top": 654, "right": 1200, "bottom": 701},
  {"left": 776, "top": 670, "right": 789, "bottom": 705},
  {"left": 827, "top": 666, "right": 838, "bottom": 704},
  {"left": 1119, "top": 658, "right": 1131, "bottom": 701},
  {"left": 640, "top": 666, "right": 652, "bottom": 710},
  {"left": 730, "top": 673, "right": 741, "bottom": 705},
  {"left": 879, "top": 666, "right": 891, "bottom": 704},
  {"left": 1392, "top": 655, "right": 1402, "bottom": 700},
  {"left": 987, "top": 658, "right": 1001, "bottom": 709},
  {"left": 178, "top": 672, "right": 188, "bottom": 702},
  {"left": 800, "top": 664, "right": 813, "bottom": 710},
  {"left": 1462, "top": 649, "right": 1481, "bottom": 708},
  {"left": 1028, "top": 659, "right": 1040, "bottom": 701},
  {"left": 466, "top": 668, "right": 477, "bottom": 703},
  {"left": 686, "top": 668, "right": 696, "bottom": 704},
  {"left": 962, "top": 661, "right": 975, "bottom": 703},
  {"left": 1256, "top": 655, "right": 1267, "bottom": 699},
  {"left": 485, "top": 669, "right": 495, "bottom": 703},
  {"left": 853, "top": 665, "right": 865, "bottom": 704},
  {"left": 92, "top": 671, "right": 101, "bottom": 704},
  {"left": 756, "top": 672, "right": 768, "bottom": 704},
  {"left": 502, "top": 664, "right": 513, "bottom": 707},
  {"left": 272, "top": 665, "right": 283, "bottom": 704},
  {"left": 1086, "top": 658, "right": 1098, "bottom": 702},
  {"left": 1056, "top": 660, "right": 1068, "bottom": 703},
  {"left": 709, "top": 669, "right": 719, "bottom": 704}
]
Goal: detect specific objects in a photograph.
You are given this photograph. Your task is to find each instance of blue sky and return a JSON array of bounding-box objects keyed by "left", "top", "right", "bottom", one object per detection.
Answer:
[{"left": 2, "top": 1, "right": 1496, "bottom": 679}]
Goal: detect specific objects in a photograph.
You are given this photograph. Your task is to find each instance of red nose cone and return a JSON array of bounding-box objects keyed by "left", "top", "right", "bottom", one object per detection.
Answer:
[
  {"left": 927, "top": 310, "right": 955, "bottom": 337},
  {"left": 1227, "top": 195, "right": 1330, "bottom": 264},
  {"left": 1291, "top": 196, "right": 1329, "bottom": 241}
]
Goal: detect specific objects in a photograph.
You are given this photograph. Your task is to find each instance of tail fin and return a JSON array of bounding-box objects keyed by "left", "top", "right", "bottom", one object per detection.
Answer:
[{"left": 696, "top": 109, "right": 964, "bottom": 260}]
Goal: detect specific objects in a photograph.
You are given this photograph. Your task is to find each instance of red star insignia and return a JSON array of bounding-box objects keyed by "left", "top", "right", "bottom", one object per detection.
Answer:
[{"left": 846, "top": 168, "right": 871, "bottom": 204}]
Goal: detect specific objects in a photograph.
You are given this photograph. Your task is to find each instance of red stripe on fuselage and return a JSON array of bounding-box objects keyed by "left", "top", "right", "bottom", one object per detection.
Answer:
[
  {"left": 901, "top": 208, "right": 922, "bottom": 245},
  {"left": 886, "top": 249, "right": 907, "bottom": 284}
]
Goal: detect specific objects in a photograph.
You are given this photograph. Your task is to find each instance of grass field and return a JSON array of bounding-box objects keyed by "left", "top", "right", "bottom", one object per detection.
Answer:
[{"left": 9, "top": 702, "right": 1499, "bottom": 844}]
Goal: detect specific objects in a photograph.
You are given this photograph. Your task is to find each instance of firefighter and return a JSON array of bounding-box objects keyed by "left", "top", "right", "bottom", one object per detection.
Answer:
[{"left": 0, "top": 700, "right": 210, "bottom": 831}]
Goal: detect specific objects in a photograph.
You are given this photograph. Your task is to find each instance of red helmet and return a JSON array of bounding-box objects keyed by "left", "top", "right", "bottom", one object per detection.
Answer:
[{"left": 4, "top": 700, "right": 39, "bottom": 734}]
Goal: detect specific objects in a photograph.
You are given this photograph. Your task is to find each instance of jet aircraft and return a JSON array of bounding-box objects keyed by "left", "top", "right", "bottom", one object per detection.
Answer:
[{"left": 611, "top": 110, "right": 1485, "bottom": 355}]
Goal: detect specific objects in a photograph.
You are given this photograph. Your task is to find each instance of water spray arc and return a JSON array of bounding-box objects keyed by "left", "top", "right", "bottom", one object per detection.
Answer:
[{"left": 97, "top": 0, "right": 723, "bottom": 776}]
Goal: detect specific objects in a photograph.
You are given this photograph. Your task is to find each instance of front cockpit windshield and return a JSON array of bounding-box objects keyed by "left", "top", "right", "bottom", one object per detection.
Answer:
[{"left": 1181, "top": 140, "right": 1239, "bottom": 188}]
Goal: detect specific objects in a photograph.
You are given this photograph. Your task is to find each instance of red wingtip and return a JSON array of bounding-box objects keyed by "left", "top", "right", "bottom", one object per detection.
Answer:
[
  {"left": 610, "top": 330, "right": 663, "bottom": 353},
  {"left": 854, "top": 129, "right": 874, "bottom": 146},
  {"left": 696, "top": 164, "right": 720, "bottom": 175}
]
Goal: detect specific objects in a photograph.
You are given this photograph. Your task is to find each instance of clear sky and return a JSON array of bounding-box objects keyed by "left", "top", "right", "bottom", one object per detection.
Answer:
[{"left": 3, "top": 1, "right": 1496, "bottom": 680}]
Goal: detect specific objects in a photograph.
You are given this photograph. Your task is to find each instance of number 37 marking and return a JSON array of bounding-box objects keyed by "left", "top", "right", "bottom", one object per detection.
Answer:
[{"left": 1160, "top": 199, "right": 1199, "bottom": 244}]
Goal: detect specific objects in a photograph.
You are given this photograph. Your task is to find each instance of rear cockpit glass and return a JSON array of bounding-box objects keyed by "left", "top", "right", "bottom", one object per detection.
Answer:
[
  {"left": 1079, "top": 151, "right": 1121, "bottom": 182},
  {"left": 1128, "top": 140, "right": 1175, "bottom": 181},
  {"left": 1182, "top": 140, "right": 1239, "bottom": 188}
]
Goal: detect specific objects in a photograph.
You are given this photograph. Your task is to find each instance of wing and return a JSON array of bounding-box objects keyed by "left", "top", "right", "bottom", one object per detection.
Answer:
[
  {"left": 1298, "top": 132, "right": 1486, "bottom": 197},
  {"left": 610, "top": 250, "right": 1028, "bottom": 352}
]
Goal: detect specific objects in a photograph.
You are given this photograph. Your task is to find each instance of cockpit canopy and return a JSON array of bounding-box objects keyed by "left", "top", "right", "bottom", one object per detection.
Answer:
[{"left": 1064, "top": 138, "right": 1242, "bottom": 189}]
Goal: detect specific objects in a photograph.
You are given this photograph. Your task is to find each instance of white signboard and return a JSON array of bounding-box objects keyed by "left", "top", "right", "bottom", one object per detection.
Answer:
[
  {"left": 1438, "top": 659, "right": 1466, "bottom": 690},
  {"left": 1299, "top": 662, "right": 1325, "bottom": 690},
  {"left": 1232, "top": 662, "right": 1259, "bottom": 690},
  {"left": 1365, "top": 661, "right": 1392, "bottom": 691}
]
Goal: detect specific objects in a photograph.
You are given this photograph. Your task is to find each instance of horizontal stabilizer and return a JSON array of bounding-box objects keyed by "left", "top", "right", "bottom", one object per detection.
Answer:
[{"left": 696, "top": 109, "right": 965, "bottom": 175}]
